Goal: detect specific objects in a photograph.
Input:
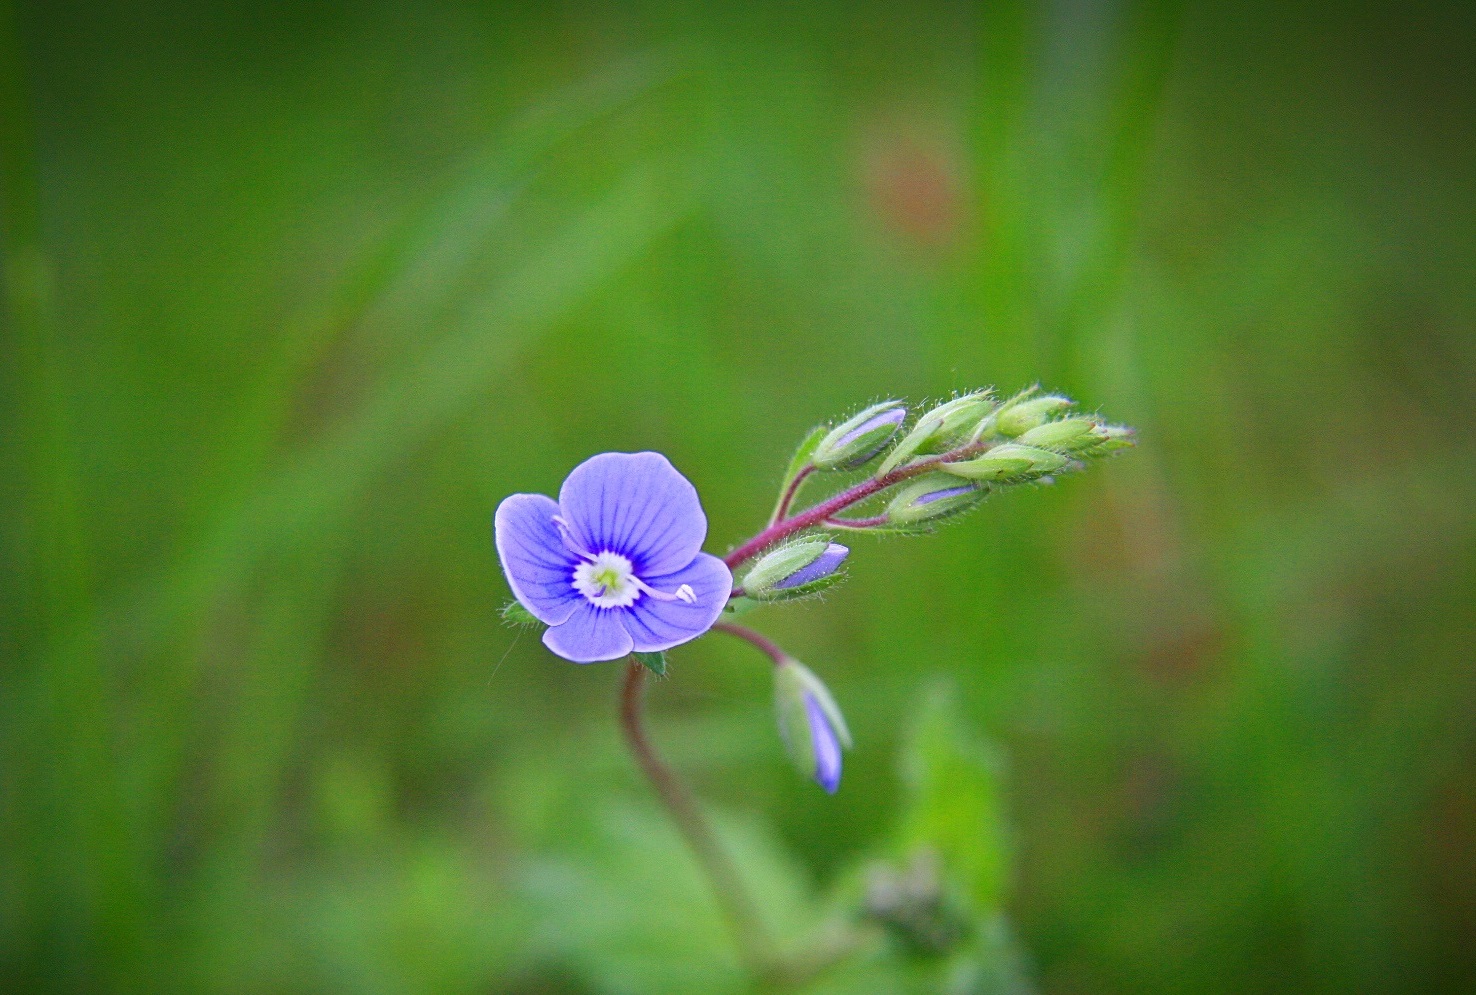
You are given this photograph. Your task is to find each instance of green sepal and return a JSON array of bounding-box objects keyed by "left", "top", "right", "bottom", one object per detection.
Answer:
[
  {"left": 722, "top": 596, "right": 761, "bottom": 617},
  {"left": 968, "top": 384, "right": 1040, "bottom": 441},
  {"left": 994, "top": 392, "right": 1074, "bottom": 437},
  {"left": 500, "top": 599, "right": 544, "bottom": 629},
  {"left": 632, "top": 651, "right": 667, "bottom": 677},
  {"left": 1016, "top": 417, "right": 1106, "bottom": 454}
]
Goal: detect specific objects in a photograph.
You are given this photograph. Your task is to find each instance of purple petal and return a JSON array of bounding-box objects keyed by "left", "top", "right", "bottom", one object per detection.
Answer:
[
  {"left": 914, "top": 483, "right": 976, "bottom": 506},
  {"left": 558, "top": 452, "right": 706, "bottom": 577},
  {"left": 835, "top": 407, "right": 906, "bottom": 450},
  {"left": 621, "top": 553, "right": 732, "bottom": 653},
  {"left": 773, "top": 543, "right": 849, "bottom": 590},
  {"left": 542, "top": 602, "right": 634, "bottom": 663},
  {"left": 494, "top": 493, "right": 580, "bottom": 626},
  {"left": 805, "top": 693, "right": 842, "bottom": 794}
]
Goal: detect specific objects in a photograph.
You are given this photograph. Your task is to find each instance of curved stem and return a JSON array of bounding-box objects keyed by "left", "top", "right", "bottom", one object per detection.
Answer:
[
  {"left": 768, "top": 464, "right": 816, "bottom": 526},
  {"left": 712, "top": 621, "right": 787, "bottom": 666},
  {"left": 724, "top": 439, "right": 991, "bottom": 569},
  {"left": 618, "top": 660, "right": 774, "bottom": 974}
]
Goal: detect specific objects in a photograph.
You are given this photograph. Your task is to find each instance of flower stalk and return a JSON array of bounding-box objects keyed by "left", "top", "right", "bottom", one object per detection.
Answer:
[
  {"left": 619, "top": 653, "right": 862, "bottom": 989},
  {"left": 618, "top": 659, "right": 774, "bottom": 974}
]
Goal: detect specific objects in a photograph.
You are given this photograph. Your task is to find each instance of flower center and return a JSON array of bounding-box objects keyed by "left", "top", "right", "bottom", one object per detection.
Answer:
[
  {"left": 572, "top": 551, "right": 640, "bottom": 609},
  {"left": 555, "top": 516, "right": 699, "bottom": 609}
]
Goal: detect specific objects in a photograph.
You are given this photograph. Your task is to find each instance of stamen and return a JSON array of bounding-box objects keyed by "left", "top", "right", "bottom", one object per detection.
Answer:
[
  {"left": 552, "top": 515, "right": 596, "bottom": 561},
  {"left": 631, "top": 578, "right": 697, "bottom": 604}
]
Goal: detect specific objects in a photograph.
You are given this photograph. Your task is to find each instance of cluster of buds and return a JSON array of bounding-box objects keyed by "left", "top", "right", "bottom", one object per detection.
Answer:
[
  {"left": 785, "top": 387, "right": 1135, "bottom": 533},
  {"left": 725, "top": 387, "right": 1133, "bottom": 791}
]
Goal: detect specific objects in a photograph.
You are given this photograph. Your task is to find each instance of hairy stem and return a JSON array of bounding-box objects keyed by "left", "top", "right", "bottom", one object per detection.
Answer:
[
  {"left": 768, "top": 463, "right": 815, "bottom": 526},
  {"left": 724, "top": 439, "right": 991, "bottom": 569},
  {"left": 618, "top": 659, "right": 774, "bottom": 974}
]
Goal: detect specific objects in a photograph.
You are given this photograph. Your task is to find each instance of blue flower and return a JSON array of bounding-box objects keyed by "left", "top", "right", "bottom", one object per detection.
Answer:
[{"left": 494, "top": 452, "right": 732, "bottom": 663}]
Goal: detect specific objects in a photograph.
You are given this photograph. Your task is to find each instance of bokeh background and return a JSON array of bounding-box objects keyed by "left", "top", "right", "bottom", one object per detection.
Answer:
[{"left": 3, "top": 1, "right": 1474, "bottom": 992}]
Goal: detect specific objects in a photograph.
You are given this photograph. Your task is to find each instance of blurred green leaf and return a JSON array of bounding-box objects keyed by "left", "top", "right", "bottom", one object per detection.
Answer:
[{"left": 897, "top": 684, "right": 1011, "bottom": 915}]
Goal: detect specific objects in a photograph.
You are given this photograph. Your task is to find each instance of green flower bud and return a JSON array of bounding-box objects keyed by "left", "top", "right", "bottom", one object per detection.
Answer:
[
  {"left": 811, "top": 401, "right": 907, "bottom": 470},
  {"left": 743, "top": 538, "right": 849, "bottom": 601},
  {"left": 940, "top": 443, "right": 1069, "bottom": 481},
  {"left": 886, "top": 474, "right": 987, "bottom": 525},
  {"left": 995, "top": 394, "right": 1074, "bottom": 436},
  {"left": 1017, "top": 417, "right": 1108, "bottom": 454},
  {"left": 876, "top": 391, "right": 994, "bottom": 477}
]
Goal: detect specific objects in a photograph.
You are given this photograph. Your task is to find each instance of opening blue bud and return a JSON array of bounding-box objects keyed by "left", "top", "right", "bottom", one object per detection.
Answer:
[
  {"left": 772, "top": 542, "right": 848, "bottom": 590},
  {"left": 812, "top": 402, "right": 907, "bottom": 470},
  {"left": 774, "top": 660, "right": 852, "bottom": 793},
  {"left": 744, "top": 538, "right": 849, "bottom": 600},
  {"left": 804, "top": 693, "right": 842, "bottom": 793},
  {"left": 887, "top": 473, "right": 987, "bottom": 525}
]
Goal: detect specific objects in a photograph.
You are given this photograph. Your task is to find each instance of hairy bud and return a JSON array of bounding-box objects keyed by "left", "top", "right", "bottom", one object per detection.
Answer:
[
  {"left": 1016, "top": 417, "right": 1110, "bottom": 454},
  {"left": 743, "top": 538, "right": 848, "bottom": 600},
  {"left": 886, "top": 474, "right": 987, "bottom": 525},
  {"left": 774, "top": 660, "right": 852, "bottom": 793},
  {"left": 940, "top": 443, "right": 1069, "bottom": 482},
  {"left": 811, "top": 402, "right": 907, "bottom": 470},
  {"left": 995, "top": 394, "right": 1074, "bottom": 437}
]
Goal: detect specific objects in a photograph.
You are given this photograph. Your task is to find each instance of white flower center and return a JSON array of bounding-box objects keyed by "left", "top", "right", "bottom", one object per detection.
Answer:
[
  {"left": 572, "top": 551, "right": 640, "bottom": 609},
  {"left": 555, "top": 516, "right": 699, "bottom": 610}
]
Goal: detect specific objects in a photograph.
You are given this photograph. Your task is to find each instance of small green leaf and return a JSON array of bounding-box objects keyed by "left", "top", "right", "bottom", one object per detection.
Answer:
[
  {"left": 500, "top": 599, "right": 544, "bottom": 629},
  {"left": 767, "top": 424, "right": 828, "bottom": 525},
  {"left": 632, "top": 651, "right": 667, "bottom": 676},
  {"left": 897, "top": 683, "right": 1010, "bottom": 914}
]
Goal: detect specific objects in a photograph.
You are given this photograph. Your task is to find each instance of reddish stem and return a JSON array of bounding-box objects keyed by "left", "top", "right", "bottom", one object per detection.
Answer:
[
  {"left": 770, "top": 464, "right": 816, "bottom": 524},
  {"left": 619, "top": 660, "right": 773, "bottom": 972},
  {"left": 723, "top": 440, "right": 989, "bottom": 569}
]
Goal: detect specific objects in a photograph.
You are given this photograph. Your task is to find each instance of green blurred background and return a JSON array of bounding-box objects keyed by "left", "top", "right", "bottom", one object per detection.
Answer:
[{"left": 3, "top": 0, "right": 1474, "bottom": 992}]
